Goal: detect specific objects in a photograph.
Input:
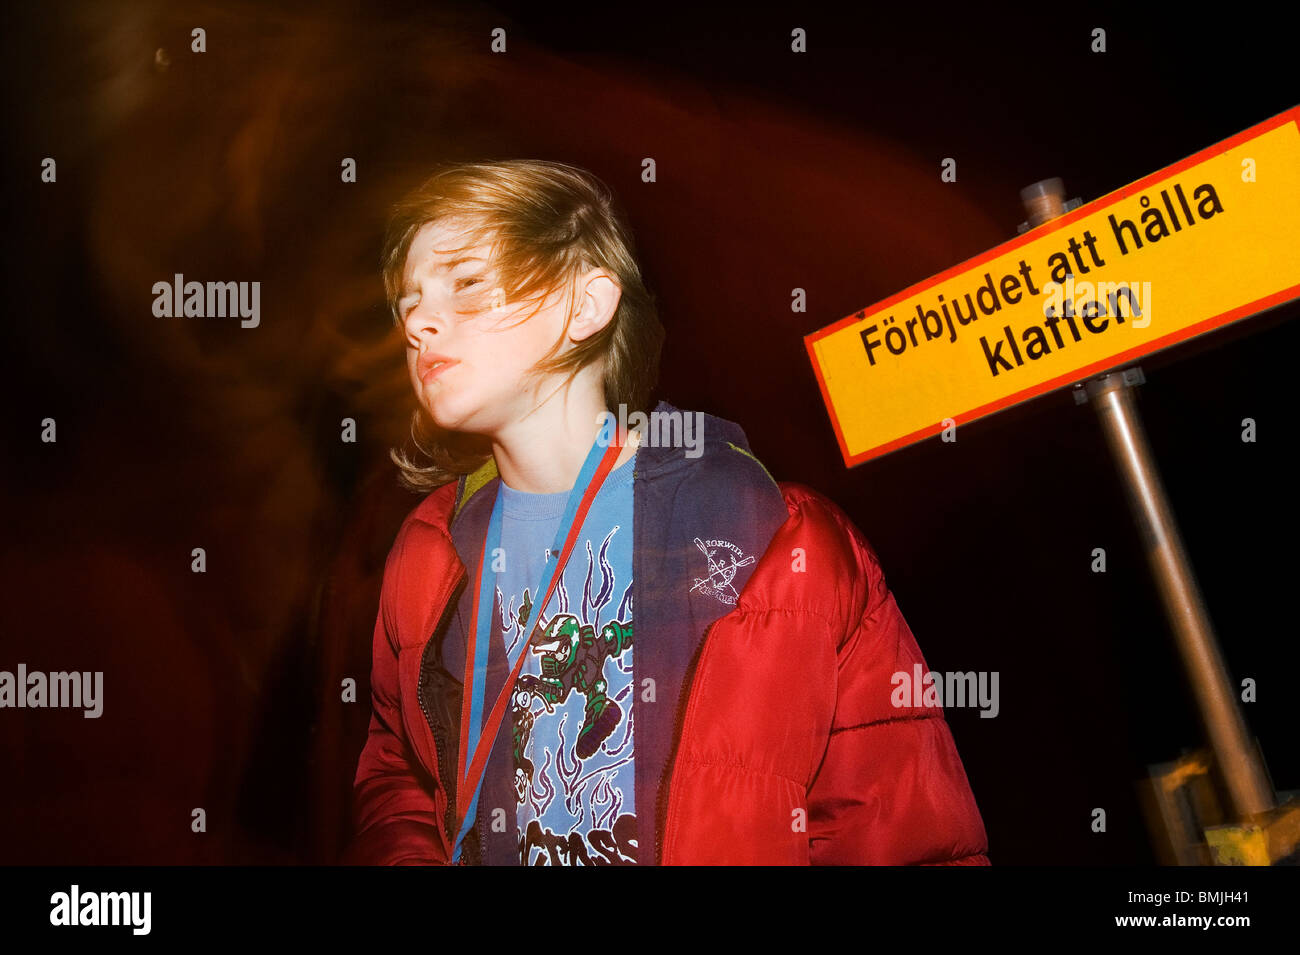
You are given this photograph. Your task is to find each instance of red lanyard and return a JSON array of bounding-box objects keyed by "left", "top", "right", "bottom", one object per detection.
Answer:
[{"left": 452, "top": 427, "right": 627, "bottom": 858}]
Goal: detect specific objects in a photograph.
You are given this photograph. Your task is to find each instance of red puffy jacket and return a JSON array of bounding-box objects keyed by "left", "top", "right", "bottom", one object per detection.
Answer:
[{"left": 343, "top": 403, "right": 989, "bottom": 865}]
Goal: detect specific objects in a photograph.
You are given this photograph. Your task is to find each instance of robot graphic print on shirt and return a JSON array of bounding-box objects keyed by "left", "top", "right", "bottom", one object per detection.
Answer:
[{"left": 499, "top": 523, "right": 636, "bottom": 865}]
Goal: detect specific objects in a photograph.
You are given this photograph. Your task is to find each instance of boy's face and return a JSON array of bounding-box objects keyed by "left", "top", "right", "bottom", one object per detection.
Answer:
[{"left": 399, "top": 217, "right": 575, "bottom": 437}]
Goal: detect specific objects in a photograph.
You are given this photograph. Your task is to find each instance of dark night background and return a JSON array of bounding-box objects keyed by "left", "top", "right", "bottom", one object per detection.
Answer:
[{"left": 1, "top": 0, "right": 1297, "bottom": 865}]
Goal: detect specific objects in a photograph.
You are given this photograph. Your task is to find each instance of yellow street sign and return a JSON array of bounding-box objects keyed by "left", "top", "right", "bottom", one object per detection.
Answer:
[{"left": 805, "top": 105, "right": 1300, "bottom": 466}]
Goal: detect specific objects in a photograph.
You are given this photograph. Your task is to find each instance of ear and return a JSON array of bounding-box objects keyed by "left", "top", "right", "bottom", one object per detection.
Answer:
[{"left": 568, "top": 268, "right": 623, "bottom": 343}]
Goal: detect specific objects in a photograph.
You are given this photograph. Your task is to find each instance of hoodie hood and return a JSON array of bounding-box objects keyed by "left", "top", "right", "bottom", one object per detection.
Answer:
[{"left": 450, "top": 399, "right": 771, "bottom": 524}]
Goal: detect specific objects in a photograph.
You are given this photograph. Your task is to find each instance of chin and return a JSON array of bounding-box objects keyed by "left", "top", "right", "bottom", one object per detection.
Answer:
[
  {"left": 420, "top": 393, "right": 482, "bottom": 436},
  {"left": 421, "top": 400, "right": 461, "bottom": 433}
]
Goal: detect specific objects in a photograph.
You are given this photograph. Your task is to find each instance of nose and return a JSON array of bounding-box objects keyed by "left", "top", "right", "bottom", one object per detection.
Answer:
[{"left": 403, "top": 296, "right": 448, "bottom": 350}]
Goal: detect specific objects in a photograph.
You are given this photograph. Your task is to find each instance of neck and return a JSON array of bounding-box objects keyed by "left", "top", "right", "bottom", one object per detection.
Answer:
[{"left": 491, "top": 376, "right": 636, "bottom": 494}]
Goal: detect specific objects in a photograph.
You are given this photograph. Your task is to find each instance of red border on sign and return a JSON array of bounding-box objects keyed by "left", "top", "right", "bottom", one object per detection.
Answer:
[{"left": 804, "top": 104, "right": 1300, "bottom": 468}]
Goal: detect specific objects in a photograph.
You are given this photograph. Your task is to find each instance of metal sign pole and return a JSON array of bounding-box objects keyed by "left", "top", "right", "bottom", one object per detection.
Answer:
[{"left": 1021, "top": 178, "right": 1277, "bottom": 823}]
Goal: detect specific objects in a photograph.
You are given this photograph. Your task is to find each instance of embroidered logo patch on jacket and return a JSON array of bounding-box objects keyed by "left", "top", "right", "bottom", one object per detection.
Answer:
[{"left": 689, "top": 537, "right": 754, "bottom": 606}]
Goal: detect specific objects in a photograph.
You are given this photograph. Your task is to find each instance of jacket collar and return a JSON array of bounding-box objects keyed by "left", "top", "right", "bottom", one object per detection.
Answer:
[{"left": 449, "top": 399, "right": 772, "bottom": 526}]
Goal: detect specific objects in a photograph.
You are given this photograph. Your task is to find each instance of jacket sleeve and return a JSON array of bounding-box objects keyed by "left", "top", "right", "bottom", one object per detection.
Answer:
[
  {"left": 340, "top": 520, "right": 451, "bottom": 866},
  {"left": 804, "top": 495, "right": 990, "bottom": 866}
]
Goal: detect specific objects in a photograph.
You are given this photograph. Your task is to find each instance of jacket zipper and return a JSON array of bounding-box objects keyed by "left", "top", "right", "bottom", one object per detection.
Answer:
[
  {"left": 417, "top": 568, "right": 468, "bottom": 859},
  {"left": 654, "top": 618, "right": 717, "bottom": 865}
]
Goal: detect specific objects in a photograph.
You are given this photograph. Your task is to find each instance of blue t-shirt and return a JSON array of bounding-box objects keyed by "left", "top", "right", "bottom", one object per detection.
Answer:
[{"left": 494, "top": 450, "right": 637, "bottom": 864}]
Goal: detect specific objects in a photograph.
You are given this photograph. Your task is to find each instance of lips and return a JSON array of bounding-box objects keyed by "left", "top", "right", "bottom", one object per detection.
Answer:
[{"left": 418, "top": 353, "right": 460, "bottom": 383}]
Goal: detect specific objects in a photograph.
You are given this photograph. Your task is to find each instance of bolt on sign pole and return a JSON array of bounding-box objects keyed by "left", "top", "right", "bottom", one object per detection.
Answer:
[{"left": 1023, "top": 180, "right": 1276, "bottom": 822}]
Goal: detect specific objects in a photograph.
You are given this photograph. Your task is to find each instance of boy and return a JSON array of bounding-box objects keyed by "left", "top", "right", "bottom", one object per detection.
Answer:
[{"left": 342, "top": 159, "right": 989, "bottom": 865}]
